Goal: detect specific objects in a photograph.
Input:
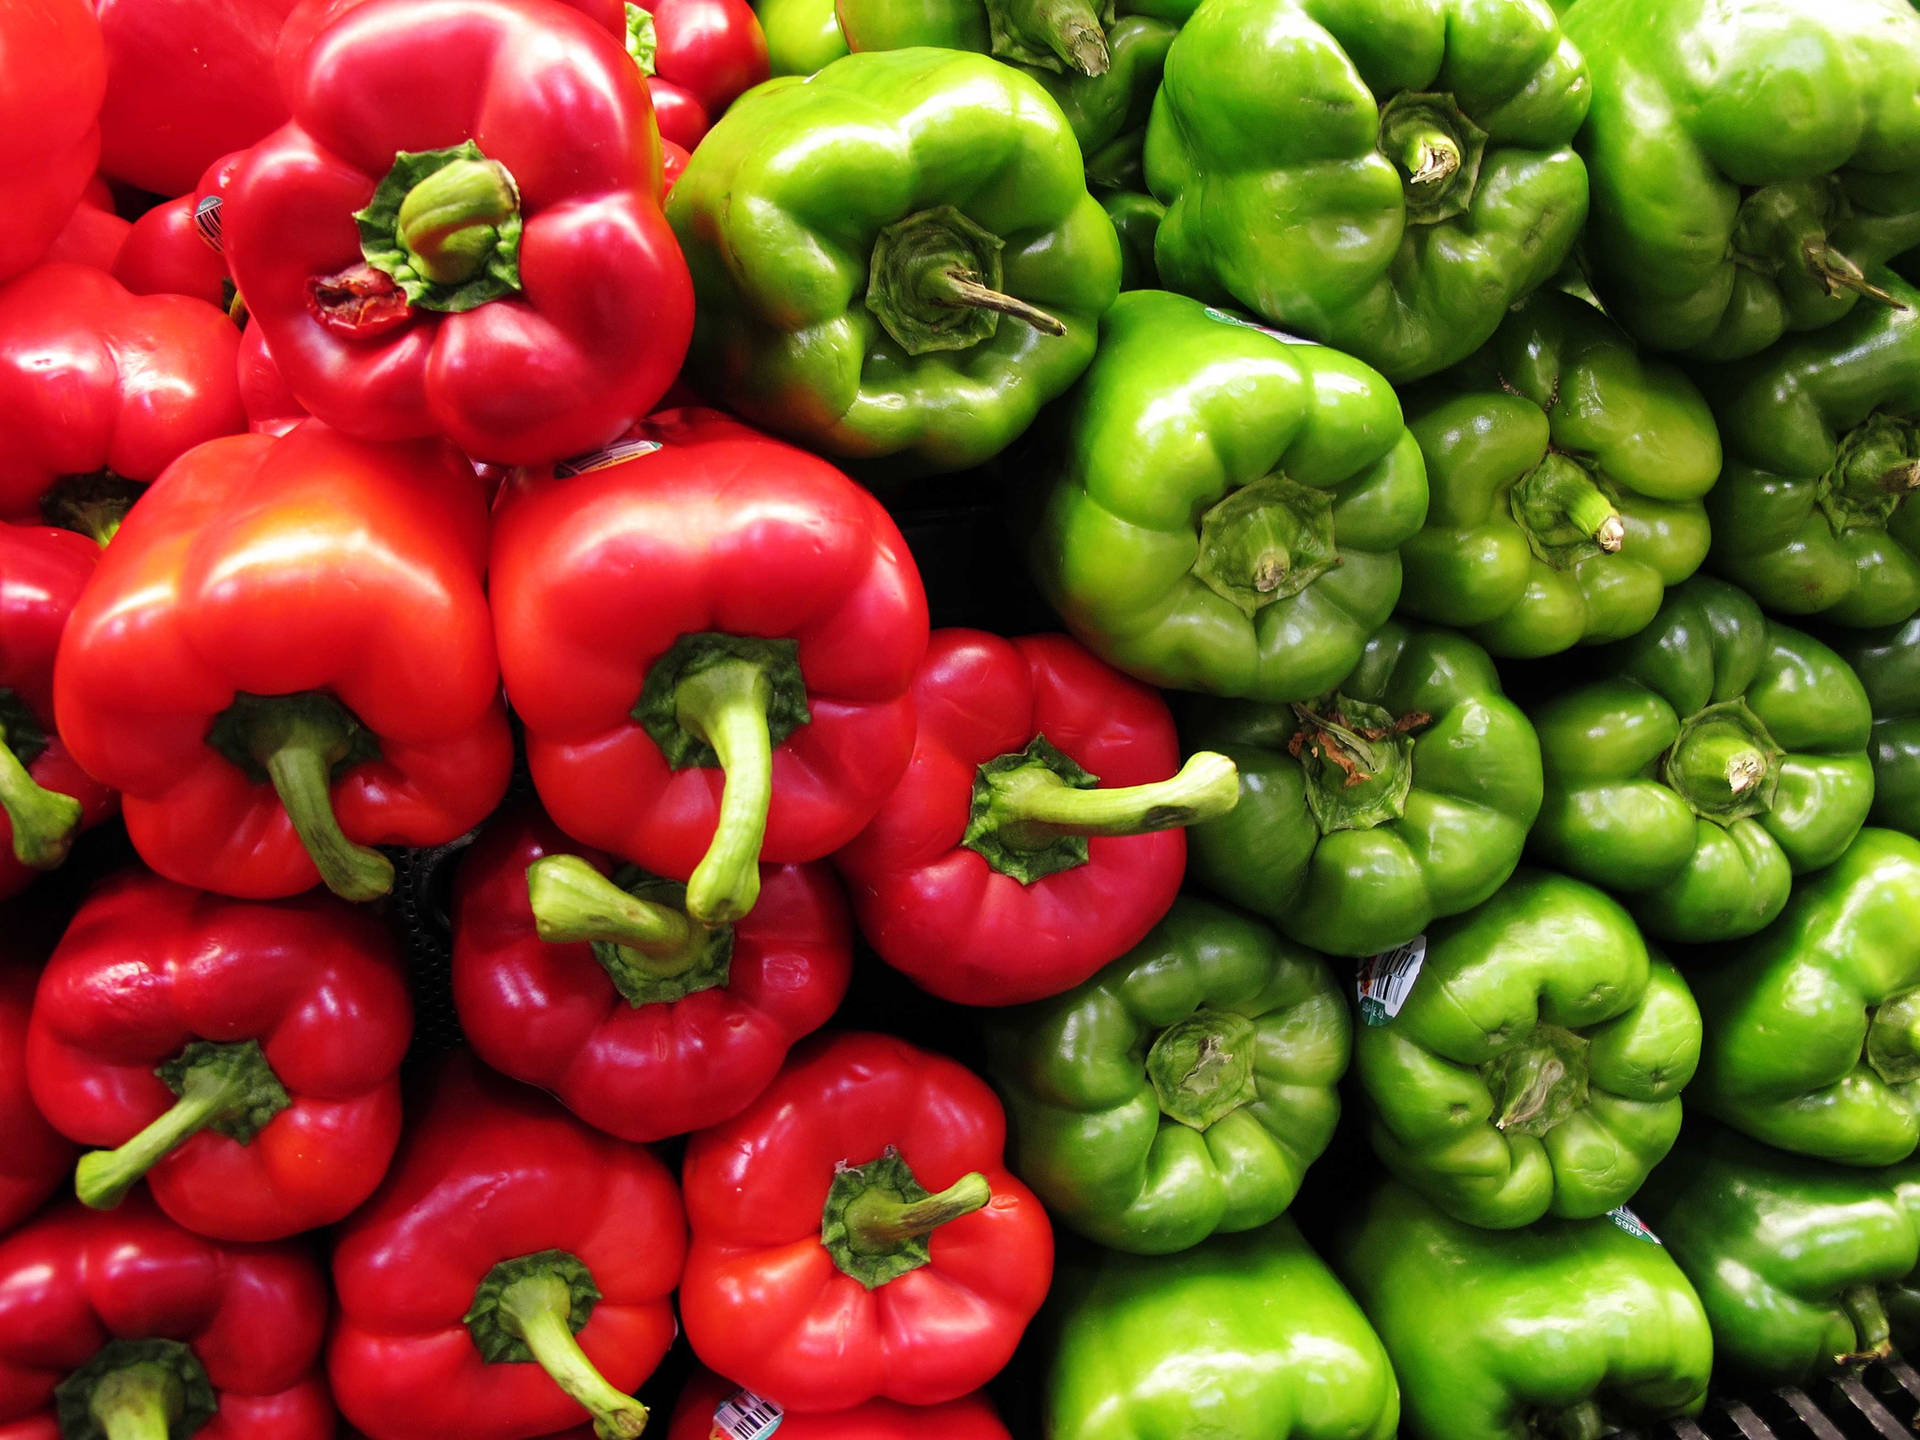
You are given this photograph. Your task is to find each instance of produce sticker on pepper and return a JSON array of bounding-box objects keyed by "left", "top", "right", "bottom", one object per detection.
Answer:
[
  {"left": 1607, "top": 1206, "right": 1662, "bottom": 1246},
  {"left": 1355, "top": 937, "right": 1425, "bottom": 1026},
  {"left": 710, "top": 1389, "right": 783, "bottom": 1440}
]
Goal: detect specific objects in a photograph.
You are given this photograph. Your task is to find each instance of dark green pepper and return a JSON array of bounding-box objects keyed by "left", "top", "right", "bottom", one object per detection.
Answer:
[
  {"left": 1144, "top": 0, "right": 1591, "bottom": 381},
  {"left": 985, "top": 895, "right": 1347, "bottom": 1254},
  {"left": 1098, "top": 192, "right": 1161, "bottom": 291},
  {"left": 1398, "top": 291, "right": 1720, "bottom": 658},
  {"left": 1836, "top": 618, "right": 1920, "bottom": 838},
  {"left": 1029, "top": 289, "right": 1427, "bottom": 703},
  {"left": 1331, "top": 1181, "right": 1713, "bottom": 1440},
  {"left": 1352, "top": 870, "right": 1702, "bottom": 1229},
  {"left": 1529, "top": 576, "right": 1876, "bottom": 943},
  {"left": 1184, "top": 622, "right": 1540, "bottom": 958}
]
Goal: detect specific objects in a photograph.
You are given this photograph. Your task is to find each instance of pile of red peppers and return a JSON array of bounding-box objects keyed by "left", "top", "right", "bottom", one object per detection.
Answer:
[{"left": 0, "top": 0, "right": 1246, "bottom": 1434}]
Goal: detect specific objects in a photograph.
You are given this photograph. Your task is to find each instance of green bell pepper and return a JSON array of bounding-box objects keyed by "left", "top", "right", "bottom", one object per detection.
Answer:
[
  {"left": 1398, "top": 291, "right": 1721, "bottom": 658},
  {"left": 1047, "top": 1219, "right": 1399, "bottom": 1440},
  {"left": 1529, "top": 576, "right": 1876, "bottom": 943},
  {"left": 1099, "top": 192, "right": 1161, "bottom": 291},
  {"left": 1183, "top": 622, "right": 1540, "bottom": 958},
  {"left": 1331, "top": 1181, "right": 1713, "bottom": 1440},
  {"left": 1143, "top": 0, "right": 1590, "bottom": 382},
  {"left": 752, "top": 0, "right": 845, "bottom": 75},
  {"left": 1028, "top": 289, "right": 1427, "bottom": 702},
  {"left": 1702, "top": 268, "right": 1920, "bottom": 628},
  {"left": 1691, "top": 827, "right": 1920, "bottom": 1167},
  {"left": 1352, "top": 870, "right": 1703, "bottom": 1230},
  {"left": 1636, "top": 1125, "right": 1920, "bottom": 1384},
  {"left": 666, "top": 49, "right": 1121, "bottom": 474},
  {"left": 1837, "top": 619, "right": 1920, "bottom": 838},
  {"left": 984, "top": 895, "right": 1348, "bottom": 1254},
  {"left": 1561, "top": 0, "right": 1920, "bottom": 361}
]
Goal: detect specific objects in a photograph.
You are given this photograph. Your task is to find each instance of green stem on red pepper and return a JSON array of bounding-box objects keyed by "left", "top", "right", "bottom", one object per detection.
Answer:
[
  {"left": 525, "top": 854, "right": 735, "bottom": 1005},
  {"left": 0, "top": 704, "right": 81, "bottom": 870}
]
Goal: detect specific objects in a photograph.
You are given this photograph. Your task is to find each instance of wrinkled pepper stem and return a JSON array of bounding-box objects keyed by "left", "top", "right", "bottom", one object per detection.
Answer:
[
  {"left": 0, "top": 723, "right": 81, "bottom": 870},
  {"left": 985, "top": 0, "right": 1109, "bottom": 74},
  {"left": 1839, "top": 1284, "right": 1894, "bottom": 1365},
  {"left": 1375, "top": 91, "right": 1488, "bottom": 224},
  {"left": 495, "top": 1272, "right": 649, "bottom": 1440},
  {"left": 933, "top": 271, "right": 1067, "bottom": 334},
  {"left": 355, "top": 142, "right": 524, "bottom": 312},
  {"left": 1661, "top": 700, "right": 1782, "bottom": 824},
  {"left": 1803, "top": 239, "right": 1907, "bottom": 310},
  {"left": 1146, "top": 1009, "right": 1259, "bottom": 1130},
  {"left": 866, "top": 206, "right": 1064, "bottom": 355},
  {"left": 989, "top": 751, "right": 1238, "bottom": 846},
  {"left": 820, "top": 1148, "right": 991, "bottom": 1289},
  {"left": 527, "top": 854, "right": 697, "bottom": 955},
  {"left": 841, "top": 1172, "right": 992, "bottom": 1250},
  {"left": 1482, "top": 1025, "right": 1592, "bottom": 1137},
  {"left": 87, "top": 1363, "right": 184, "bottom": 1440},
  {"left": 624, "top": 3, "right": 658, "bottom": 74},
  {"left": 1190, "top": 474, "right": 1340, "bottom": 618},
  {"left": 1866, "top": 987, "right": 1920, "bottom": 1087},
  {"left": 1511, "top": 453, "right": 1624, "bottom": 561},
  {"left": 1396, "top": 129, "right": 1459, "bottom": 187}
]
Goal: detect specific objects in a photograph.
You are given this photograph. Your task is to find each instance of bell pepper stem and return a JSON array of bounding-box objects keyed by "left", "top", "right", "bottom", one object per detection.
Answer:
[
  {"left": 526, "top": 854, "right": 697, "bottom": 960},
  {"left": 496, "top": 1272, "right": 649, "bottom": 1440},
  {"left": 74, "top": 1064, "right": 245, "bottom": 1211},
  {"left": 1803, "top": 239, "right": 1907, "bottom": 310},
  {"left": 1396, "top": 128, "right": 1460, "bottom": 186},
  {"left": 932, "top": 269, "right": 1067, "bottom": 336},
  {"left": 1876, "top": 460, "right": 1920, "bottom": 493},
  {"left": 88, "top": 1362, "right": 183, "bottom": 1440},
  {"left": 262, "top": 736, "right": 393, "bottom": 902},
  {"left": 1541, "top": 1400, "right": 1608, "bottom": 1440},
  {"left": 987, "top": 751, "right": 1240, "bottom": 851},
  {"left": 675, "top": 659, "right": 772, "bottom": 925},
  {"left": 1514, "top": 455, "right": 1624, "bottom": 554},
  {"left": 841, "top": 1172, "right": 992, "bottom": 1252},
  {"left": 396, "top": 156, "right": 521, "bottom": 287},
  {"left": 0, "top": 734, "right": 81, "bottom": 869},
  {"left": 1840, "top": 1284, "right": 1893, "bottom": 1365}
]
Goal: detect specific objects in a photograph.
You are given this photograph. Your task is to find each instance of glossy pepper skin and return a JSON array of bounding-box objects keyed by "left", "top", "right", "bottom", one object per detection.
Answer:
[
  {"left": 623, "top": 0, "right": 770, "bottom": 150},
  {"left": 681, "top": 1032, "right": 1052, "bottom": 1412},
  {"left": 1562, "top": 0, "right": 1920, "bottom": 361},
  {"left": 225, "top": 0, "right": 694, "bottom": 468},
  {"left": 1530, "top": 577, "right": 1876, "bottom": 943},
  {"left": 0, "top": 264, "right": 244, "bottom": 536},
  {"left": 1145, "top": 0, "right": 1590, "bottom": 383},
  {"left": 330, "top": 1056, "right": 685, "bottom": 1440},
  {"left": 1100, "top": 193, "right": 1162, "bottom": 291},
  {"left": 112, "top": 153, "right": 243, "bottom": 311},
  {"left": 0, "top": 941, "right": 73, "bottom": 1234},
  {"left": 1354, "top": 870, "right": 1702, "bottom": 1229},
  {"left": 1637, "top": 1126, "right": 1920, "bottom": 1384},
  {"left": 53, "top": 419, "right": 514, "bottom": 903},
  {"left": 492, "top": 409, "right": 926, "bottom": 928},
  {"left": 0, "top": 528, "right": 113, "bottom": 902},
  {"left": 1331, "top": 1181, "right": 1712, "bottom": 1440},
  {"left": 1701, "top": 268, "right": 1920, "bottom": 628},
  {"left": 1689, "top": 828, "right": 1920, "bottom": 1167},
  {"left": 667, "top": 48, "right": 1121, "bottom": 474},
  {"left": 1399, "top": 291, "right": 1721, "bottom": 657},
  {"left": 0, "top": 1193, "right": 333, "bottom": 1440},
  {"left": 1047, "top": 1219, "right": 1399, "bottom": 1440},
  {"left": 1186, "top": 622, "right": 1540, "bottom": 958},
  {"left": 668, "top": 1372, "right": 1012, "bottom": 1440},
  {"left": 452, "top": 804, "right": 851, "bottom": 1142},
  {"left": 26, "top": 871, "right": 411, "bottom": 1242},
  {"left": 1030, "top": 290, "right": 1427, "bottom": 703},
  {"left": 835, "top": 631, "right": 1240, "bottom": 1007},
  {"left": 754, "top": 0, "right": 844, "bottom": 73},
  {"left": 1838, "top": 620, "right": 1920, "bottom": 837},
  {"left": 0, "top": 0, "right": 105, "bottom": 288},
  {"left": 984, "top": 895, "right": 1347, "bottom": 1253}
]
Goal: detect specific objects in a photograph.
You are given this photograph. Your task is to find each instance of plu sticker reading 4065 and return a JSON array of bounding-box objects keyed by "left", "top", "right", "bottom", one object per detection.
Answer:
[
  {"left": 710, "top": 1388, "right": 783, "bottom": 1440},
  {"left": 1606, "top": 1206, "right": 1663, "bottom": 1246},
  {"left": 1355, "top": 937, "right": 1425, "bottom": 1026},
  {"left": 1201, "top": 306, "right": 1317, "bottom": 347}
]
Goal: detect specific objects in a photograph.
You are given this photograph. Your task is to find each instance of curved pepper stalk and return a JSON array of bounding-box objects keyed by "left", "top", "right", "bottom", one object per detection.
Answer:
[
  {"left": 0, "top": 703, "right": 82, "bottom": 870},
  {"left": 820, "top": 1147, "right": 992, "bottom": 1290},
  {"left": 525, "top": 854, "right": 734, "bottom": 1005}
]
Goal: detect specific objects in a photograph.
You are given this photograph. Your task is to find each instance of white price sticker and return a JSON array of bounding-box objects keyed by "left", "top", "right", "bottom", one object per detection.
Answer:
[
  {"left": 553, "top": 436, "right": 662, "bottom": 478},
  {"left": 710, "top": 1389, "right": 783, "bottom": 1440},
  {"left": 1606, "top": 1205, "right": 1662, "bottom": 1245},
  {"left": 1355, "top": 936, "right": 1426, "bottom": 1026}
]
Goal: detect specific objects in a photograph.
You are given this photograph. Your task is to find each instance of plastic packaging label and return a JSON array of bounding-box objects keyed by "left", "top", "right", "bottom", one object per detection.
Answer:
[
  {"left": 193, "top": 195, "right": 225, "bottom": 253},
  {"left": 710, "top": 1389, "right": 783, "bottom": 1440},
  {"left": 1202, "top": 305, "right": 1316, "bottom": 346},
  {"left": 553, "top": 436, "right": 662, "bottom": 478},
  {"left": 1356, "top": 936, "right": 1425, "bottom": 1026},
  {"left": 1606, "top": 1205, "right": 1662, "bottom": 1245}
]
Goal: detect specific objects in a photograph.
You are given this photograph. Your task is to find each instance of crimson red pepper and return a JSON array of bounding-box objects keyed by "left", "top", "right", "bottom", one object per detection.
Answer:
[
  {"left": 491, "top": 408, "right": 928, "bottom": 926},
  {"left": 0, "top": 1193, "right": 333, "bottom": 1440},
  {"left": 668, "top": 1371, "right": 1012, "bottom": 1440},
  {"left": 0, "top": 527, "right": 114, "bottom": 900},
  {"left": 662, "top": 141, "right": 689, "bottom": 195},
  {"left": 237, "top": 328, "right": 307, "bottom": 437},
  {"left": 226, "top": 0, "right": 693, "bottom": 467},
  {"left": 0, "top": 939, "right": 73, "bottom": 1235},
  {"left": 53, "top": 418, "right": 513, "bottom": 902},
  {"left": 680, "top": 1031, "right": 1052, "bottom": 1413},
  {"left": 453, "top": 803, "right": 852, "bottom": 1142},
  {"left": 0, "top": 0, "right": 104, "bottom": 287},
  {"left": 47, "top": 178, "right": 131, "bottom": 274},
  {"left": 112, "top": 154, "right": 243, "bottom": 312},
  {"left": 26, "top": 870, "right": 411, "bottom": 1242},
  {"left": 330, "top": 1055, "right": 685, "bottom": 1440},
  {"left": 621, "top": 0, "right": 769, "bottom": 150},
  {"left": 833, "top": 631, "right": 1240, "bottom": 1007},
  {"left": 0, "top": 264, "right": 244, "bottom": 538}
]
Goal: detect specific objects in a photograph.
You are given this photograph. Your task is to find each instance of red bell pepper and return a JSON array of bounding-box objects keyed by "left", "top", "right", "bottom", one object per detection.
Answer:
[
  {"left": 0, "top": 1192, "right": 333, "bottom": 1440},
  {"left": 491, "top": 408, "right": 928, "bottom": 925},
  {"left": 226, "top": 0, "right": 694, "bottom": 468},
  {"left": 620, "top": 0, "right": 769, "bottom": 150},
  {"left": 453, "top": 803, "right": 852, "bottom": 1142},
  {"left": 0, "top": 939, "right": 73, "bottom": 1235},
  {"left": 329, "top": 1055, "right": 685, "bottom": 1440},
  {"left": 236, "top": 329, "right": 308, "bottom": 437},
  {"left": 94, "top": 0, "right": 297, "bottom": 197},
  {"left": 662, "top": 141, "right": 690, "bottom": 196},
  {"left": 0, "top": 0, "right": 105, "bottom": 287},
  {"left": 0, "top": 264, "right": 244, "bottom": 538},
  {"left": 0, "top": 527, "right": 114, "bottom": 901},
  {"left": 833, "top": 631, "right": 1240, "bottom": 1007},
  {"left": 26, "top": 869, "right": 411, "bottom": 1242},
  {"left": 52, "top": 418, "right": 514, "bottom": 903},
  {"left": 680, "top": 1031, "right": 1052, "bottom": 1413},
  {"left": 668, "top": 1371, "right": 1012, "bottom": 1440},
  {"left": 112, "top": 154, "right": 243, "bottom": 312},
  {"left": 46, "top": 178, "right": 131, "bottom": 275}
]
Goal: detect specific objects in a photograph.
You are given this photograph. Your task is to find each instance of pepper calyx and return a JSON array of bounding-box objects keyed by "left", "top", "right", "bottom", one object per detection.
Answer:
[
  {"left": 356, "top": 142, "right": 524, "bottom": 312},
  {"left": 1191, "top": 473, "right": 1340, "bottom": 618},
  {"left": 54, "top": 1339, "right": 217, "bottom": 1440},
  {"left": 983, "top": 0, "right": 1111, "bottom": 74},
  {"left": 1481, "top": 1024, "right": 1592, "bottom": 1137},
  {"left": 1288, "top": 694, "right": 1429, "bottom": 834},
  {"left": 526, "top": 854, "right": 734, "bottom": 1005},
  {"left": 1660, "top": 699, "right": 1782, "bottom": 825},
  {"left": 1866, "top": 986, "right": 1920, "bottom": 1088},
  {"left": 1376, "top": 91, "right": 1488, "bottom": 225},
  {"left": 0, "top": 688, "right": 82, "bottom": 870},
  {"left": 1820, "top": 414, "right": 1920, "bottom": 536},
  {"left": 820, "top": 1146, "right": 991, "bottom": 1290},
  {"left": 39, "top": 470, "right": 145, "bottom": 546},
  {"left": 865, "top": 206, "right": 1064, "bottom": 356},
  {"left": 1145, "top": 1008, "right": 1259, "bottom": 1130},
  {"left": 624, "top": 3, "right": 658, "bottom": 74}
]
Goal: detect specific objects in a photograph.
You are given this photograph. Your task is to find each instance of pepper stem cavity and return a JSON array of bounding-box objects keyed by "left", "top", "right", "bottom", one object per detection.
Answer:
[
  {"left": 525, "top": 855, "right": 734, "bottom": 1006},
  {"left": 1146, "top": 1009, "right": 1259, "bottom": 1130},
  {"left": 1287, "top": 694, "right": 1430, "bottom": 835},
  {"left": 1821, "top": 415, "right": 1920, "bottom": 535},
  {"left": 1481, "top": 1025, "right": 1592, "bottom": 1137},
  {"left": 355, "top": 142, "right": 525, "bottom": 312},
  {"left": 1839, "top": 1285, "right": 1895, "bottom": 1366},
  {"left": 466, "top": 1251, "right": 647, "bottom": 1440},
  {"left": 960, "top": 734, "right": 1239, "bottom": 885},
  {"left": 53, "top": 1339, "right": 217, "bottom": 1440},
  {"left": 204, "top": 691, "right": 392, "bottom": 902},
  {"left": 1660, "top": 700, "right": 1782, "bottom": 825},
  {"left": 866, "top": 206, "right": 1065, "bottom": 356},
  {"left": 1802, "top": 239, "right": 1908, "bottom": 311},
  {"left": 0, "top": 695, "right": 81, "bottom": 870},
  {"left": 1866, "top": 987, "right": 1920, "bottom": 1087},
  {"left": 39, "top": 470, "right": 146, "bottom": 546},
  {"left": 1191, "top": 474, "right": 1341, "bottom": 618},
  {"left": 75, "top": 1039, "right": 291, "bottom": 1211},
  {"left": 1510, "top": 454, "right": 1625, "bottom": 566},
  {"left": 984, "top": 0, "right": 1110, "bottom": 74},
  {"left": 820, "top": 1147, "right": 991, "bottom": 1290},
  {"left": 1376, "top": 91, "right": 1488, "bottom": 225}
]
